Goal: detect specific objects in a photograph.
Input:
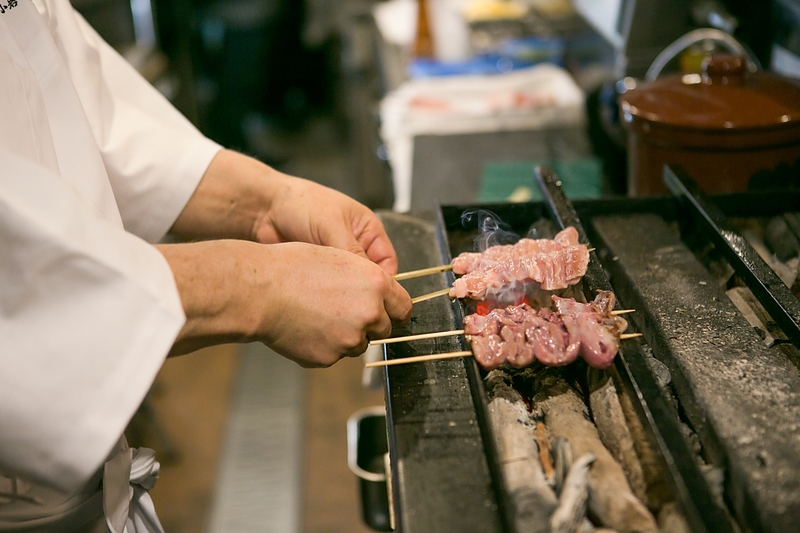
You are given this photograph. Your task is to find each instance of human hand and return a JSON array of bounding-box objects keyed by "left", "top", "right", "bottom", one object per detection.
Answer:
[
  {"left": 160, "top": 240, "right": 412, "bottom": 367},
  {"left": 255, "top": 175, "right": 399, "bottom": 275},
  {"left": 254, "top": 242, "right": 410, "bottom": 366},
  {"left": 172, "top": 151, "right": 399, "bottom": 274}
]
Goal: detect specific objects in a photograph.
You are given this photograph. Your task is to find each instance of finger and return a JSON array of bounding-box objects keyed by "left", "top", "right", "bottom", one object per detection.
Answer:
[
  {"left": 365, "top": 312, "right": 393, "bottom": 346},
  {"left": 362, "top": 234, "right": 399, "bottom": 275},
  {"left": 354, "top": 220, "right": 399, "bottom": 275},
  {"left": 383, "top": 278, "right": 413, "bottom": 324},
  {"left": 348, "top": 337, "right": 371, "bottom": 359}
]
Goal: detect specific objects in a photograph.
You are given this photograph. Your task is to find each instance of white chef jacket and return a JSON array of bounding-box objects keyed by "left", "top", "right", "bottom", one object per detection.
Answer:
[{"left": 0, "top": 0, "right": 222, "bottom": 530}]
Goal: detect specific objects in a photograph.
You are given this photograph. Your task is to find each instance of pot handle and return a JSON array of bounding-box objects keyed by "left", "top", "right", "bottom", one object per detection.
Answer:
[
  {"left": 347, "top": 406, "right": 388, "bottom": 483},
  {"left": 644, "top": 27, "right": 760, "bottom": 81}
]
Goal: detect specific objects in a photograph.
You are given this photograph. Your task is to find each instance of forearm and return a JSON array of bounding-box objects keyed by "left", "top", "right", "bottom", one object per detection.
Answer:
[
  {"left": 156, "top": 240, "right": 267, "bottom": 356},
  {"left": 168, "top": 149, "right": 289, "bottom": 242}
]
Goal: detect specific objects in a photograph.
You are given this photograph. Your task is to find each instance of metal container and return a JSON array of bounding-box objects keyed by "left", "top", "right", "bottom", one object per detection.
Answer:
[
  {"left": 347, "top": 406, "right": 393, "bottom": 532},
  {"left": 620, "top": 54, "right": 800, "bottom": 196}
]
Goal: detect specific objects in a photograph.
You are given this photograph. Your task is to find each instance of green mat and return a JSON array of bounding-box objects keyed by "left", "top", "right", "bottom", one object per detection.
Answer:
[{"left": 477, "top": 159, "right": 604, "bottom": 203}]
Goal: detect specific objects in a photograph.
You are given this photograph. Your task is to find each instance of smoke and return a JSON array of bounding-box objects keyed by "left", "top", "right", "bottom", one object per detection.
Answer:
[
  {"left": 460, "top": 209, "right": 519, "bottom": 252},
  {"left": 525, "top": 218, "right": 557, "bottom": 241}
]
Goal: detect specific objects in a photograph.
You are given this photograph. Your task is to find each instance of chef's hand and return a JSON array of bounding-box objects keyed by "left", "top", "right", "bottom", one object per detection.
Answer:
[
  {"left": 170, "top": 150, "right": 399, "bottom": 274},
  {"left": 157, "top": 240, "right": 412, "bottom": 367},
  {"left": 253, "top": 175, "right": 398, "bottom": 275}
]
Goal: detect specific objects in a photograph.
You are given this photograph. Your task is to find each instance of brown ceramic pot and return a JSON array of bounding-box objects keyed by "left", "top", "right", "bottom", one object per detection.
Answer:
[{"left": 619, "top": 55, "right": 800, "bottom": 196}]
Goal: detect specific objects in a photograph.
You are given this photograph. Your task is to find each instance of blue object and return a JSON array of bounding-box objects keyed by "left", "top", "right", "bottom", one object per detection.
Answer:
[
  {"left": 407, "top": 36, "right": 566, "bottom": 79},
  {"left": 407, "top": 54, "right": 537, "bottom": 78},
  {"left": 497, "top": 36, "right": 565, "bottom": 64}
]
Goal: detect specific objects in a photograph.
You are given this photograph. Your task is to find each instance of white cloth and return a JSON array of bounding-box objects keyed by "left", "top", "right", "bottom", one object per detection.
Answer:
[
  {"left": 378, "top": 64, "right": 585, "bottom": 211},
  {"left": 0, "top": 0, "right": 222, "bottom": 529},
  {"left": 102, "top": 438, "right": 163, "bottom": 533}
]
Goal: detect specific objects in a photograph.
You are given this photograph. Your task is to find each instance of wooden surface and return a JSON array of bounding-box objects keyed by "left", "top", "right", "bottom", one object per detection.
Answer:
[
  {"left": 127, "top": 345, "right": 239, "bottom": 533},
  {"left": 129, "top": 344, "right": 384, "bottom": 533},
  {"left": 301, "top": 356, "right": 385, "bottom": 533}
]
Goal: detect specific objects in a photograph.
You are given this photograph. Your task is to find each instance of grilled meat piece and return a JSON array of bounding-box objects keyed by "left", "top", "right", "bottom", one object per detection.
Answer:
[
  {"left": 450, "top": 226, "right": 590, "bottom": 300},
  {"left": 464, "top": 291, "right": 628, "bottom": 369}
]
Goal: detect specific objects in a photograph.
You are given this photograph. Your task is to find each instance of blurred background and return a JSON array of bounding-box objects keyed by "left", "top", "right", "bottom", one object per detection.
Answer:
[{"left": 67, "top": 0, "right": 799, "bottom": 531}]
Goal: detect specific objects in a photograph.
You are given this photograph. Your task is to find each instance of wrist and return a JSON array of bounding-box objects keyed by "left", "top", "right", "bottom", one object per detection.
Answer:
[
  {"left": 170, "top": 150, "right": 285, "bottom": 242},
  {"left": 156, "top": 240, "right": 276, "bottom": 355}
]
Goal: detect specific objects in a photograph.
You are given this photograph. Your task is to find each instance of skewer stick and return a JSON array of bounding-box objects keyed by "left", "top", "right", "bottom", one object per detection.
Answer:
[
  {"left": 370, "top": 329, "right": 465, "bottom": 345},
  {"left": 367, "top": 334, "right": 642, "bottom": 367},
  {"left": 411, "top": 288, "right": 452, "bottom": 304},
  {"left": 365, "top": 350, "right": 473, "bottom": 368},
  {"left": 610, "top": 309, "right": 635, "bottom": 316},
  {"left": 394, "top": 264, "right": 453, "bottom": 281}
]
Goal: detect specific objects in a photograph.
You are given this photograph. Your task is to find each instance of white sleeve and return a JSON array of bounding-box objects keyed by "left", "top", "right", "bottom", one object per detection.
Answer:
[
  {"left": 42, "top": 0, "right": 222, "bottom": 243},
  {"left": 0, "top": 153, "right": 185, "bottom": 493}
]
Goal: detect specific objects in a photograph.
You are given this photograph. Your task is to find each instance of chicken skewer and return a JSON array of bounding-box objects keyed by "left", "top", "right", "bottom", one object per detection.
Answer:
[
  {"left": 364, "top": 334, "right": 643, "bottom": 369},
  {"left": 449, "top": 226, "right": 590, "bottom": 301},
  {"left": 367, "top": 291, "right": 641, "bottom": 369},
  {"left": 394, "top": 243, "right": 595, "bottom": 283},
  {"left": 407, "top": 226, "right": 591, "bottom": 303}
]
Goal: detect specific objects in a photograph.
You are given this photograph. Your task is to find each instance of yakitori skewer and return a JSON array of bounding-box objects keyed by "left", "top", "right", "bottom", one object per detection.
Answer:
[
  {"left": 394, "top": 264, "right": 453, "bottom": 281},
  {"left": 364, "top": 333, "right": 641, "bottom": 368},
  {"left": 411, "top": 288, "right": 452, "bottom": 304},
  {"left": 410, "top": 285, "right": 636, "bottom": 317},
  {"left": 410, "top": 288, "right": 453, "bottom": 303},
  {"left": 370, "top": 329, "right": 465, "bottom": 345},
  {"left": 365, "top": 351, "right": 473, "bottom": 368},
  {"left": 393, "top": 243, "right": 595, "bottom": 283},
  {"left": 610, "top": 309, "right": 635, "bottom": 316}
]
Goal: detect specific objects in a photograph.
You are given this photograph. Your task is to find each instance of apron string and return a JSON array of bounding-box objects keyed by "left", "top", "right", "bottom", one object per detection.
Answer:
[{"left": 103, "top": 437, "right": 165, "bottom": 533}]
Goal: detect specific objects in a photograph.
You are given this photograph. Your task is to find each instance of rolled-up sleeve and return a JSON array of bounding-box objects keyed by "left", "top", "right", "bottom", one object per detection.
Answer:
[{"left": 0, "top": 153, "right": 186, "bottom": 493}]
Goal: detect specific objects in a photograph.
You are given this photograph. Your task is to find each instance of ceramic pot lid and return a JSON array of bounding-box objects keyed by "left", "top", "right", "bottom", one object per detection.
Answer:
[{"left": 620, "top": 55, "right": 800, "bottom": 131}]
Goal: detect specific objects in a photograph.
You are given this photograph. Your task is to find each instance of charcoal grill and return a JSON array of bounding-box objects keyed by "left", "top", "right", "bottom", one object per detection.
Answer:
[{"left": 377, "top": 166, "right": 800, "bottom": 533}]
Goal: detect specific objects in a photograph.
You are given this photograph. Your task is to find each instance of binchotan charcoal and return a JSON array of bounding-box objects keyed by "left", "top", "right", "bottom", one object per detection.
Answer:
[
  {"left": 531, "top": 369, "right": 658, "bottom": 533},
  {"left": 485, "top": 370, "right": 558, "bottom": 533},
  {"left": 657, "top": 502, "right": 693, "bottom": 533},
  {"left": 551, "top": 452, "right": 596, "bottom": 533},
  {"left": 587, "top": 368, "right": 649, "bottom": 506}
]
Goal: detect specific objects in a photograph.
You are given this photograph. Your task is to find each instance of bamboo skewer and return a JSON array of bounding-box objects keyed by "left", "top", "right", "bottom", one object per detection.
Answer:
[
  {"left": 397, "top": 245, "right": 594, "bottom": 282},
  {"left": 410, "top": 286, "right": 636, "bottom": 315},
  {"left": 365, "top": 350, "right": 473, "bottom": 368},
  {"left": 370, "top": 329, "right": 465, "bottom": 345},
  {"left": 411, "top": 288, "right": 452, "bottom": 304},
  {"left": 367, "top": 334, "right": 642, "bottom": 367},
  {"left": 373, "top": 329, "right": 640, "bottom": 345},
  {"left": 394, "top": 264, "right": 453, "bottom": 281}
]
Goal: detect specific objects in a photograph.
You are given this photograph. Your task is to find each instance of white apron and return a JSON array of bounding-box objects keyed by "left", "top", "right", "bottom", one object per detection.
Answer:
[
  {"left": 0, "top": 0, "right": 221, "bottom": 530},
  {"left": 0, "top": 437, "right": 162, "bottom": 532}
]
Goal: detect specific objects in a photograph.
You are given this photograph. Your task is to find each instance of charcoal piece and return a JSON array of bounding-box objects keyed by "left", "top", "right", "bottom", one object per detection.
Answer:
[
  {"left": 531, "top": 369, "right": 658, "bottom": 533},
  {"left": 551, "top": 452, "right": 596, "bottom": 533},
  {"left": 657, "top": 502, "right": 692, "bottom": 533},
  {"left": 765, "top": 214, "right": 800, "bottom": 263},
  {"left": 485, "top": 370, "right": 558, "bottom": 533},
  {"left": 587, "top": 369, "right": 648, "bottom": 505}
]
